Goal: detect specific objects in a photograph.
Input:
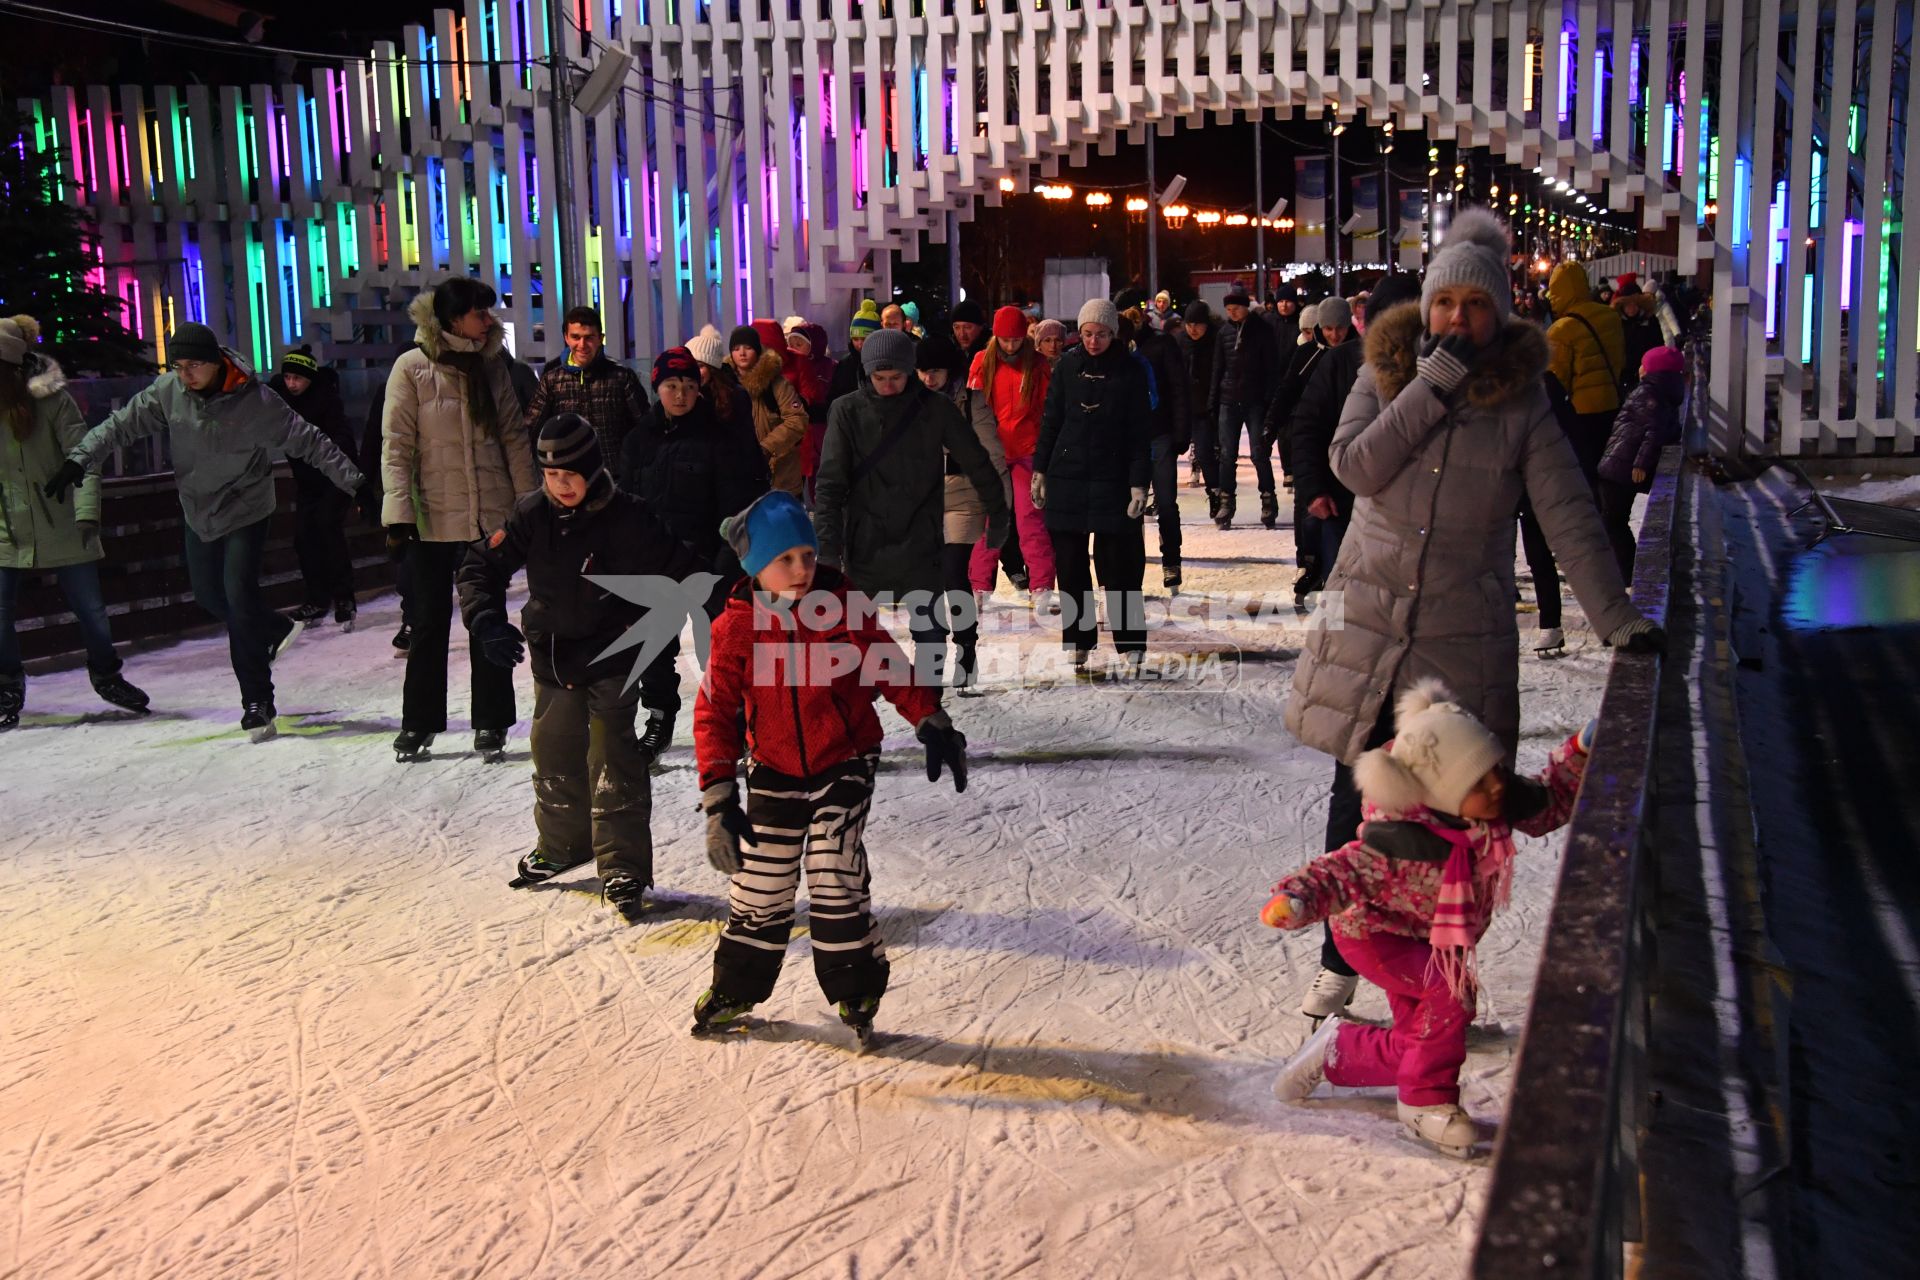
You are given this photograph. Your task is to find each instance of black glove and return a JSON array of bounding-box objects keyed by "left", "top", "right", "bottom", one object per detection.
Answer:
[
  {"left": 385, "top": 523, "right": 417, "bottom": 555},
  {"left": 701, "top": 780, "right": 753, "bottom": 874},
  {"left": 42, "top": 460, "right": 86, "bottom": 504},
  {"left": 916, "top": 708, "right": 969, "bottom": 793},
  {"left": 1416, "top": 332, "right": 1479, "bottom": 396},
  {"left": 1606, "top": 617, "right": 1667, "bottom": 654},
  {"left": 472, "top": 616, "right": 525, "bottom": 668}
]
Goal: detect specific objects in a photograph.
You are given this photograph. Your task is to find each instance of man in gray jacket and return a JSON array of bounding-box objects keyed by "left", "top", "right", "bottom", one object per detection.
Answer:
[
  {"left": 813, "top": 329, "right": 1009, "bottom": 692},
  {"left": 45, "top": 322, "right": 363, "bottom": 741}
]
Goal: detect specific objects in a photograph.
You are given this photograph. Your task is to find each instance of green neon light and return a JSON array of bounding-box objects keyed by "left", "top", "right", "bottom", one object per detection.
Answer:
[{"left": 310, "top": 220, "right": 331, "bottom": 308}]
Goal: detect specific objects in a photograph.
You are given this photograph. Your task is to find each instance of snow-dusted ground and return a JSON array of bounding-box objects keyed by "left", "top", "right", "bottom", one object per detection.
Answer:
[{"left": 0, "top": 473, "right": 1614, "bottom": 1279}]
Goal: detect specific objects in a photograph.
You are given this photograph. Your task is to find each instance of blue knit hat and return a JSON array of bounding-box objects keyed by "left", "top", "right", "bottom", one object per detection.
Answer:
[{"left": 722, "top": 490, "right": 817, "bottom": 578}]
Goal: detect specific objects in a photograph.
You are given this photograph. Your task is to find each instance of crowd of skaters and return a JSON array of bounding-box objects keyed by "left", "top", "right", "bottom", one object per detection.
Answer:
[{"left": 0, "top": 203, "right": 1696, "bottom": 1153}]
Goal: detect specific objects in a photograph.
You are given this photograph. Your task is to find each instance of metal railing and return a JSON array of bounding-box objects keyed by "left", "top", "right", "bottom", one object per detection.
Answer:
[{"left": 1469, "top": 447, "right": 1682, "bottom": 1277}]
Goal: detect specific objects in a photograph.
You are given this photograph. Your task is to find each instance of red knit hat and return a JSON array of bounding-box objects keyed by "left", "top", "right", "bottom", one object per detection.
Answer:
[{"left": 992, "top": 305, "right": 1028, "bottom": 341}]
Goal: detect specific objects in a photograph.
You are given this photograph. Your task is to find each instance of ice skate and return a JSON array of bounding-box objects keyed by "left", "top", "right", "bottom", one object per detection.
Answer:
[
  {"left": 953, "top": 663, "right": 984, "bottom": 698},
  {"left": 836, "top": 995, "right": 881, "bottom": 1049},
  {"left": 601, "top": 870, "right": 648, "bottom": 923},
  {"left": 1162, "top": 561, "right": 1182, "bottom": 593},
  {"left": 287, "top": 602, "right": 328, "bottom": 623},
  {"left": 1533, "top": 626, "right": 1566, "bottom": 658},
  {"left": 333, "top": 598, "right": 357, "bottom": 632},
  {"left": 90, "top": 671, "right": 150, "bottom": 715},
  {"left": 1273, "top": 1013, "right": 1343, "bottom": 1101},
  {"left": 691, "top": 988, "right": 758, "bottom": 1036},
  {"left": 1070, "top": 649, "right": 1094, "bottom": 682},
  {"left": 393, "top": 728, "right": 435, "bottom": 762},
  {"left": 240, "top": 701, "right": 277, "bottom": 743},
  {"left": 1259, "top": 489, "right": 1279, "bottom": 529},
  {"left": 391, "top": 621, "right": 412, "bottom": 657},
  {"left": 268, "top": 619, "right": 304, "bottom": 665},
  {"left": 473, "top": 728, "right": 507, "bottom": 762},
  {"left": 1398, "top": 1102, "right": 1480, "bottom": 1158},
  {"left": 508, "top": 848, "right": 591, "bottom": 888},
  {"left": 1300, "top": 967, "right": 1359, "bottom": 1022},
  {"left": 638, "top": 711, "right": 674, "bottom": 765},
  {"left": 1008, "top": 566, "right": 1030, "bottom": 593},
  {"left": 0, "top": 677, "right": 22, "bottom": 731}
]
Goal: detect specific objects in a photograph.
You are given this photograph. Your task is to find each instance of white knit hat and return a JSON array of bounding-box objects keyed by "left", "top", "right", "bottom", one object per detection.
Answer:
[
  {"left": 1421, "top": 207, "right": 1514, "bottom": 326},
  {"left": 1353, "top": 680, "right": 1507, "bottom": 816},
  {"left": 780, "top": 315, "right": 807, "bottom": 335},
  {"left": 1076, "top": 297, "right": 1119, "bottom": 334},
  {"left": 1298, "top": 304, "right": 1320, "bottom": 333},
  {"left": 685, "top": 324, "right": 726, "bottom": 370},
  {"left": 0, "top": 314, "right": 40, "bottom": 365}
]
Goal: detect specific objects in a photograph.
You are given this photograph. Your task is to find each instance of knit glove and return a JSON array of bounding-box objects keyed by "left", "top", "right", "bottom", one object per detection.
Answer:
[
  {"left": 1260, "top": 892, "right": 1306, "bottom": 929},
  {"left": 384, "top": 523, "right": 417, "bottom": 555},
  {"left": 916, "top": 708, "right": 969, "bottom": 793},
  {"left": 471, "top": 616, "right": 525, "bottom": 668},
  {"left": 1126, "top": 486, "right": 1149, "bottom": 520},
  {"left": 42, "top": 459, "right": 86, "bottom": 504},
  {"left": 1605, "top": 616, "right": 1667, "bottom": 654},
  {"left": 700, "top": 779, "right": 752, "bottom": 874},
  {"left": 1416, "top": 333, "right": 1478, "bottom": 396},
  {"left": 1029, "top": 473, "right": 1047, "bottom": 510}
]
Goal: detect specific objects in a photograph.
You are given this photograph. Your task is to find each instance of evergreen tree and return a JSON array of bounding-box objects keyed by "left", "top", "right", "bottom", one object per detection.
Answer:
[{"left": 0, "top": 104, "right": 151, "bottom": 375}]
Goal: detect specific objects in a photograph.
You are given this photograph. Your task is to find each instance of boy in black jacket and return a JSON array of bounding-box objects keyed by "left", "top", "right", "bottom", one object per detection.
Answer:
[{"left": 457, "top": 413, "right": 719, "bottom": 921}]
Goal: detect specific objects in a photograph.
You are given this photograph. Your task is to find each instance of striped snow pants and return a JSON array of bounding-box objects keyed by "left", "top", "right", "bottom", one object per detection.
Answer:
[{"left": 710, "top": 754, "right": 888, "bottom": 1006}]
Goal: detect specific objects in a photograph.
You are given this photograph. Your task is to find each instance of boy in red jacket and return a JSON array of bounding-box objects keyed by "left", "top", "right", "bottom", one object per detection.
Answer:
[
  {"left": 691, "top": 491, "right": 969, "bottom": 1044},
  {"left": 1261, "top": 680, "right": 1594, "bottom": 1157}
]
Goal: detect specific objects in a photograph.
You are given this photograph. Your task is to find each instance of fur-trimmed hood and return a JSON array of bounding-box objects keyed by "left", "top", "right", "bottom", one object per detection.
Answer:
[
  {"left": 736, "top": 346, "right": 787, "bottom": 396},
  {"left": 408, "top": 289, "right": 506, "bottom": 361},
  {"left": 23, "top": 351, "right": 67, "bottom": 400},
  {"left": 1364, "top": 300, "right": 1550, "bottom": 410}
]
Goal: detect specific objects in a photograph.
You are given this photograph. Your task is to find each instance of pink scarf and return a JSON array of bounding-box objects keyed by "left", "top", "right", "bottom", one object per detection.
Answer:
[{"left": 1426, "top": 821, "right": 1519, "bottom": 1006}]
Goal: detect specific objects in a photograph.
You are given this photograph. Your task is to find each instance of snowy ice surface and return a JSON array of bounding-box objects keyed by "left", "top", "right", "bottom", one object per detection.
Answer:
[{"left": 0, "top": 483, "right": 1614, "bottom": 1278}]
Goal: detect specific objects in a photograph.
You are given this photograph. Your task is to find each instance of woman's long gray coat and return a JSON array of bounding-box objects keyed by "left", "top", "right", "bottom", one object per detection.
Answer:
[{"left": 1284, "top": 303, "right": 1640, "bottom": 764}]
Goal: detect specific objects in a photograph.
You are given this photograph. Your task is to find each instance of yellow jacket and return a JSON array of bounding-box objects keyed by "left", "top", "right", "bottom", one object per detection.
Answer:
[{"left": 1546, "top": 263, "right": 1627, "bottom": 414}]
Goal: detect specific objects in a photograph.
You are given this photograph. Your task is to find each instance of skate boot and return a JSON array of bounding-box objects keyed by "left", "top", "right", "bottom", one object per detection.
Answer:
[
  {"left": 836, "top": 995, "right": 882, "bottom": 1048},
  {"left": 1273, "top": 1014, "right": 1344, "bottom": 1101},
  {"left": 1534, "top": 626, "right": 1566, "bottom": 657},
  {"left": 691, "top": 988, "right": 758, "bottom": 1036},
  {"left": 1008, "top": 565, "right": 1030, "bottom": 593},
  {"left": 333, "top": 598, "right": 357, "bottom": 632},
  {"left": 240, "top": 701, "right": 277, "bottom": 743},
  {"left": 1299, "top": 967, "right": 1359, "bottom": 1023},
  {"left": 1070, "top": 649, "right": 1094, "bottom": 682},
  {"left": 638, "top": 711, "right": 674, "bottom": 763},
  {"left": 90, "top": 670, "right": 151, "bottom": 714},
  {"left": 509, "top": 848, "right": 591, "bottom": 888},
  {"left": 1213, "top": 490, "right": 1236, "bottom": 530},
  {"left": 0, "top": 676, "right": 22, "bottom": 731},
  {"left": 1259, "top": 489, "right": 1279, "bottom": 529},
  {"left": 601, "top": 870, "right": 648, "bottom": 923},
  {"left": 393, "top": 728, "right": 435, "bottom": 762},
  {"left": 268, "top": 619, "right": 304, "bottom": 664},
  {"left": 1292, "top": 563, "right": 1322, "bottom": 608},
  {"left": 391, "top": 622, "right": 412, "bottom": 657},
  {"left": 1398, "top": 1102, "right": 1480, "bottom": 1158},
  {"left": 1162, "top": 560, "right": 1182, "bottom": 592},
  {"left": 288, "top": 602, "right": 328, "bottom": 623},
  {"left": 473, "top": 728, "right": 507, "bottom": 762}
]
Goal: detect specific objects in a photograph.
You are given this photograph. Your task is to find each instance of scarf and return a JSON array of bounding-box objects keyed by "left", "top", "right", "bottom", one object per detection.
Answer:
[
  {"left": 434, "top": 348, "right": 500, "bottom": 439},
  {"left": 1425, "top": 820, "right": 1519, "bottom": 1006}
]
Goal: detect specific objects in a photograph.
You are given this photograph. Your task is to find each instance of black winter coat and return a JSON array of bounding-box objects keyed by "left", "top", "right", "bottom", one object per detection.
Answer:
[
  {"left": 615, "top": 395, "right": 770, "bottom": 562},
  {"left": 1287, "top": 334, "right": 1366, "bottom": 513},
  {"left": 1170, "top": 326, "right": 1219, "bottom": 420},
  {"left": 1034, "top": 344, "right": 1154, "bottom": 534},
  {"left": 270, "top": 369, "right": 356, "bottom": 503},
  {"left": 457, "top": 480, "right": 715, "bottom": 689},
  {"left": 1132, "top": 329, "right": 1191, "bottom": 451},
  {"left": 1218, "top": 311, "right": 1282, "bottom": 407},
  {"left": 828, "top": 350, "right": 868, "bottom": 405}
]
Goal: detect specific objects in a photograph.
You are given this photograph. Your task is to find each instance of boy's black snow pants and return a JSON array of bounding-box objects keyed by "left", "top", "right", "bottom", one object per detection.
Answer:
[
  {"left": 529, "top": 674, "right": 654, "bottom": 885},
  {"left": 711, "top": 755, "right": 887, "bottom": 1007}
]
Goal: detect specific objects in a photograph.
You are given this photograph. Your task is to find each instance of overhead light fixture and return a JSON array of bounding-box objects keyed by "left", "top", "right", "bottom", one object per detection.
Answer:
[{"left": 1158, "top": 174, "right": 1187, "bottom": 205}]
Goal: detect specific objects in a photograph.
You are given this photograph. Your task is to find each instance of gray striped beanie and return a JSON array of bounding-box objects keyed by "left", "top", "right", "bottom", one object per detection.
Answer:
[{"left": 535, "top": 412, "right": 604, "bottom": 480}]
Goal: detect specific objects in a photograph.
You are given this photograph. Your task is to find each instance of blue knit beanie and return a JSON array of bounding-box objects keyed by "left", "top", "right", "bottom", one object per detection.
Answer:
[{"left": 723, "top": 490, "right": 817, "bottom": 578}]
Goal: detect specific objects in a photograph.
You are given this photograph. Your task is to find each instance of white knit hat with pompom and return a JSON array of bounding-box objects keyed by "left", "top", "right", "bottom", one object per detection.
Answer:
[
  {"left": 0, "top": 314, "right": 42, "bottom": 365},
  {"left": 1353, "top": 679, "right": 1507, "bottom": 816},
  {"left": 1421, "top": 207, "right": 1513, "bottom": 325}
]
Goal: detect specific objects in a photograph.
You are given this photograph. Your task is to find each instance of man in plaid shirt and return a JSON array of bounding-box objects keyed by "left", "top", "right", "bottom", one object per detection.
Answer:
[{"left": 522, "top": 305, "right": 649, "bottom": 463}]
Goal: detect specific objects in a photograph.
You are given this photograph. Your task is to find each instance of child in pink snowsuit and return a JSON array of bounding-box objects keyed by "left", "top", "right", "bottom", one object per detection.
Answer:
[{"left": 1261, "top": 679, "right": 1593, "bottom": 1155}]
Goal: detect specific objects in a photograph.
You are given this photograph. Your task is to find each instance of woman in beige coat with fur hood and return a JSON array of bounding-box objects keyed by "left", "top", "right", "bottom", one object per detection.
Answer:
[
  {"left": 1282, "top": 209, "right": 1663, "bottom": 1017},
  {"left": 382, "top": 278, "right": 537, "bottom": 762}
]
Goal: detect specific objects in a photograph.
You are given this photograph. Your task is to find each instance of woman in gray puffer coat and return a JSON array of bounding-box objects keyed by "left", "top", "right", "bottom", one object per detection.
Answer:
[
  {"left": 382, "top": 278, "right": 537, "bottom": 762},
  {"left": 1282, "top": 209, "right": 1663, "bottom": 1017}
]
